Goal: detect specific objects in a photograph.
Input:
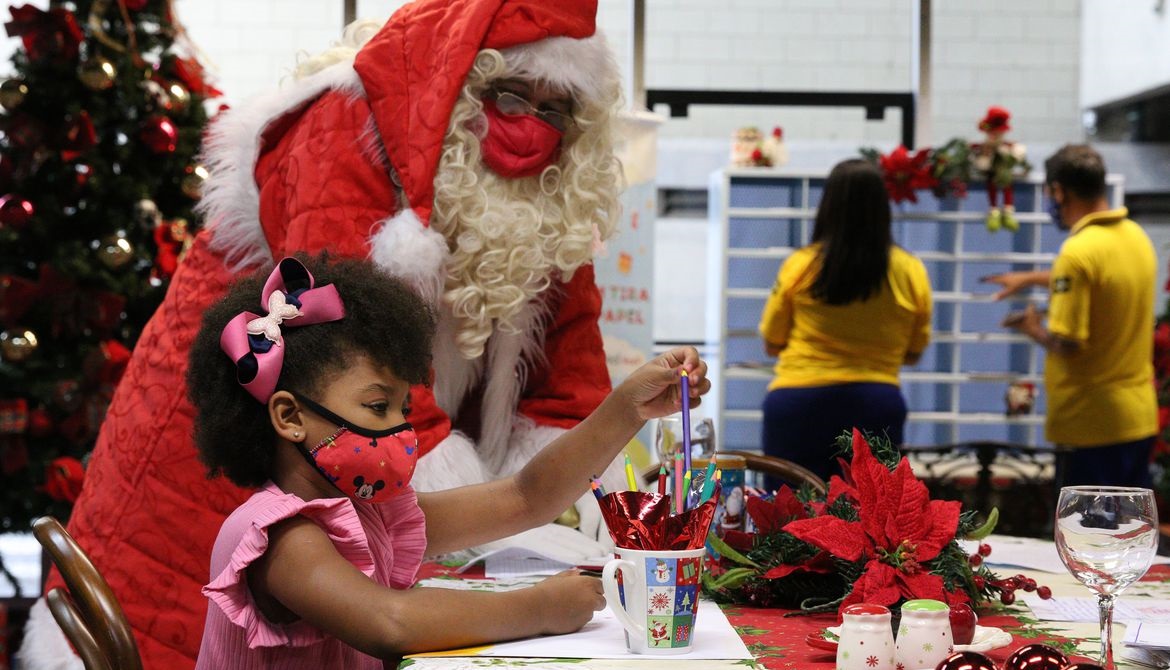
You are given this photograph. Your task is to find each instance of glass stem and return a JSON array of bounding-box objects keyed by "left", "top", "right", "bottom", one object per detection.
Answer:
[{"left": 1097, "top": 592, "right": 1115, "bottom": 669}]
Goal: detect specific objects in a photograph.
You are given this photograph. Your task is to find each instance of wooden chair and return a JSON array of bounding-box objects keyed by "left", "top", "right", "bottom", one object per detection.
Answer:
[
  {"left": 31, "top": 517, "right": 142, "bottom": 670},
  {"left": 642, "top": 451, "right": 828, "bottom": 497}
]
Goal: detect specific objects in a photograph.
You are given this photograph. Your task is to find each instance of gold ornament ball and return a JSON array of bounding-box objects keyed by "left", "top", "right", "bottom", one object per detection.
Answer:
[
  {"left": 78, "top": 57, "right": 117, "bottom": 91},
  {"left": 181, "top": 164, "right": 209, "bottom": 199},
  {"left": 98, "top": 235, "right": 135, "bottom": 269},
  {"left": 166, "top": 82, "right": 190, "bottom": 112},
  {"left": 0, "top": 79, "right": 29, "bottom": 110},
  {"left": 0, "top": 328, "right": 38, "bottom": 362}
]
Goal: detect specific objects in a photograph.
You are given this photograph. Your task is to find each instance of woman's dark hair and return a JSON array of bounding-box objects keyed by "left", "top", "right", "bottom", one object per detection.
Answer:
[
  {"left": 1044, "top": 144, "right": 1106, "bottom": 201},
  {"left": 187, "top": 253, "right": 435, "bottom": 487},
  {"left": 809, "top": 159, "right": 893, "bottom": 305}
]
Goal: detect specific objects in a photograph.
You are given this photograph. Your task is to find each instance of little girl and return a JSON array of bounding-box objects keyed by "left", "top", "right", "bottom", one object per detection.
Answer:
[{"left": 188, "top": 255, "right": 709, "bottom": 667}]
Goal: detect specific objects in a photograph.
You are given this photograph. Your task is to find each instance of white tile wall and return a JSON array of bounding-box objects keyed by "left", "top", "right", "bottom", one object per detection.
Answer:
[{"left": 0, "top": 0, "right": 1084, "bottom": 144}]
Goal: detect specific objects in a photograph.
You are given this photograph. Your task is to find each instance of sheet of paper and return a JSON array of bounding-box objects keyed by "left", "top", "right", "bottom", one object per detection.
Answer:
[
  {"left": 454, "top": 545, "right": 613, "bottom": 578},
  {"left": 1022, "top": 595, "right": 1170, "bottom": 623},
  {"left": 409, "top": 600, "right": 753, "bottom": 660},
  {"left": 416, "top": 576, "right": 544, "bottom": 592},
  {"left": 1124, "top": 621, "right": 1170, "bottom": 651},
  {"left": 960, "top": 534, "right": 1170, "bottom": 575}
]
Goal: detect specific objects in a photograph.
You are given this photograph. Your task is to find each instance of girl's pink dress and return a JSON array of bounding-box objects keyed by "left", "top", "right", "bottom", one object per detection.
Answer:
[{"left": 195, "top": 482, "right": 427, "bottom": 668}]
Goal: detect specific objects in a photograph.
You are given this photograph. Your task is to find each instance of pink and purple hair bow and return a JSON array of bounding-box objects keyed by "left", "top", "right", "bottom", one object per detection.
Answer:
[{"left": 220, "top": 258, "right": 345, "bottom": 403}]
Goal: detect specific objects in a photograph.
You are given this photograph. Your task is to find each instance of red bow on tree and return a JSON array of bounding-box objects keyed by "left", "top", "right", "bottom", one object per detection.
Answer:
[
  {"left": 168, "top": 57, "right": 223, "bottom": 98},
  {"left": 5, "top": 4, "right": 84, "bottom": 64}
]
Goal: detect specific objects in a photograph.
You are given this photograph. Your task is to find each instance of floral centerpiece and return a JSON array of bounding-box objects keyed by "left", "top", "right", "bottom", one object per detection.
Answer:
[{"left": 702, "top": 430, "right": 1048, "bottom": 617}]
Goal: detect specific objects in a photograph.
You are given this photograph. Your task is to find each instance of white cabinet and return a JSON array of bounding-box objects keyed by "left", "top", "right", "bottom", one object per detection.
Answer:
[{"left": 707, "top": 167, "right": 1125, "bottom": 453}]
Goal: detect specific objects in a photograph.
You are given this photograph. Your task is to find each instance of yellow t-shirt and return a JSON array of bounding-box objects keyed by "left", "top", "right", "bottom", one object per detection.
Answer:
[
  {"left": 1045, "top": 207, "right": 1158, "bottom": 447},
  {"left": 758, "top": 245, "right": 932, "bottom": 390}
]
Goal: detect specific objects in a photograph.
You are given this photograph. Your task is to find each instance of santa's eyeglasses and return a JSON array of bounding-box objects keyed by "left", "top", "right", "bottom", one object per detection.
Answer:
[{"left": 486, "top": 89, "right": 575, "bottom": 133}]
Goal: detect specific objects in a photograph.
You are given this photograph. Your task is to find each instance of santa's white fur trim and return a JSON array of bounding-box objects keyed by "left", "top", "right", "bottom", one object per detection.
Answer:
[
  {"left": 431, "top": 311, "right": 484, "bottom": 417},
  {"left": 496, "top": 416, "right": 626, "bottom": 494},
  {"left": 499, "top": 34, "right": 620, "bottom": 108},
  {"left": 198, "top": 62, "right": 365, "bottom": 271},
  {"left": 368, "top": 208, "right": 449, "bottom": 306},
  {"left": 15, "top": 598, "right": 84, "bottom": 670},
  {"left": 478, "top": 301, "right": 552, "bottom": 475},
  {"left": 411, "top": 431, "right": 490, "bottom": 493}
]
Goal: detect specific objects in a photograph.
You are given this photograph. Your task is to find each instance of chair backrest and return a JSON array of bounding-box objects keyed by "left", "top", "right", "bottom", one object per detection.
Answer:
[
  {"left": 722, "top": 450, "right": 829, "bottom": 497},
  {"left": 32, "top": 517, "right": 143, "bottom": 670},
  {"left": 641, "top": 451, "right": 828, "bottom": 497}
]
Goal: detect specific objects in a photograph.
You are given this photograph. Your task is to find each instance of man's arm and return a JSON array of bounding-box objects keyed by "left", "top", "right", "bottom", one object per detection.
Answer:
[
  {"left": 982, "top": 270, "right": 1051, "bottom": 301},
  {"left": 1003, "top": 304, "right": 1080, "bottom": 355}
]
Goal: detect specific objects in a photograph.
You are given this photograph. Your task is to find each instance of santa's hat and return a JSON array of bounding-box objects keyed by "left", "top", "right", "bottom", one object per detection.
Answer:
[
  {"left": 356, "top": 0, "right": 617, "bottom": 290},
  {"left": 978, "top": 106, "right": 1011, "bottom": 133}
]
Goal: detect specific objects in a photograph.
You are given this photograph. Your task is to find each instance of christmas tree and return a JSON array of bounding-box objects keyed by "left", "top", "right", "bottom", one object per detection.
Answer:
[{"left": 0, "top": 0, "right": 217, "bottom": 532}]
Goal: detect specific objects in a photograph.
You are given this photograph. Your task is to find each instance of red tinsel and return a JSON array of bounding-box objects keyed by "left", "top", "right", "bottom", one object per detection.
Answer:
[
  {"left": 43, "top": 456, "right": 85, "bottom": 502},
  {"left": 4, "top": 5, "right": 84, "bottom": 64},
  {"left": 878, "top": 146, "right": 938, "bottom": 204}
]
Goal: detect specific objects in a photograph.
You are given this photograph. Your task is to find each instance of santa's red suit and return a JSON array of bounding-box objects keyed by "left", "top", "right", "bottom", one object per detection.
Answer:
[{"left": 20, "top": 1, "right": 623, "bottom": 667}]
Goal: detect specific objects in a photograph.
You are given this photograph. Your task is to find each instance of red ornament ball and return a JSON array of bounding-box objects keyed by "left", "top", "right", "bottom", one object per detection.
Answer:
[
  {"left": 124, "top": 0, "right": 148, "bottom": 10},
  {"left": 935, "top": 651, "right": 997, "bottom": 670},
  {"left": 0, "top": 194, "right": 34, "bottom": 230},
  {"left": 1003, "top": 643, "right": 1068, "bottom": 670},
  {"left": 140, "top": 116, "right": 178, "bottom": 153},
  {"left": 1063, "top": 664, "right": 1105, "bottom": 670}
]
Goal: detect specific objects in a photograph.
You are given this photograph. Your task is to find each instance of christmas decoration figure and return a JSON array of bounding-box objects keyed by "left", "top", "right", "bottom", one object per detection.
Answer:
[
  {"left": 730, "top": 126, "right": 786, "bottom": 168},
  {"left": 972, "top": 106, "right": 1030, "bottom": 232},
  {"left": 21, "top": 2, "right": 625, "bottom": 667},
  {"left": 0, "top": 0, "right": 213, "bottom": 541}
]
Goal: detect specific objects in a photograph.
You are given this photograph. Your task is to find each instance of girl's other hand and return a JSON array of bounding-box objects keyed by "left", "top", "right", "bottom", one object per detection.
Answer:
[
  {"left": 618, "top": 346, "right": 710, "bottom": 421},
  {"left": 532, "top": 570, "right": 605, "bottom": 635}
]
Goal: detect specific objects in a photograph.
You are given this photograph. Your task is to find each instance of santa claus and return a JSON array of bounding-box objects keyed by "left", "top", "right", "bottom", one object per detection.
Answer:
[{"left": 19, "top": 1, "right": 626, "bottom": 667}]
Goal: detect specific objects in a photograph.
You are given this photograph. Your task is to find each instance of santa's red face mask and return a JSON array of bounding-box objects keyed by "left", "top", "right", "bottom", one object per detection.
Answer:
[{"left": 480, "top": 99, "right": 564, "bottom": 179}]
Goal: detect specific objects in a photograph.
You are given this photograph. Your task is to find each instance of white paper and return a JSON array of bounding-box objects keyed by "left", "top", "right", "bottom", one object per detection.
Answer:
[
  {"left": 409, "top": 600, "right": 753, "bottom": 660},
  {"left": 1021, "top": 595, "right": 1170, "bottom": 623},
  {"left": 960, "top": 534, "right": 1170, "bottom": 575},
  {"left": 453, "top": 545, "right": 614, "bottom": 578},
  {"left": 1124, "top": 621, "right": 1170, "bottom": 650}
]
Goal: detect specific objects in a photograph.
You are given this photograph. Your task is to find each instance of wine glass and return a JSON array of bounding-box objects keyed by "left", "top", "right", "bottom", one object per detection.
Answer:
[
  {"left": 654, "top": 417, "right": 716, "bottom": 473},
  {"left": 1054, "top": 486, "right": 1158, "bottom": 668}
]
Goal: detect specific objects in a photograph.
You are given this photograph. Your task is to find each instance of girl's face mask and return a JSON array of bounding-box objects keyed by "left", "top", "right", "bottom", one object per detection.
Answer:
[
  {"left": 292, "top": 393, "right": 418, "bottom": 504},
  {"left": 480, "top": 99, "right": 565, "bottom": 179}
]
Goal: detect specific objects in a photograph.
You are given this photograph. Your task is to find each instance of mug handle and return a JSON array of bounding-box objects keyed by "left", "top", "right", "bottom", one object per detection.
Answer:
[{"left": 601, "top": 558, "right": 644, "bottom": 639}]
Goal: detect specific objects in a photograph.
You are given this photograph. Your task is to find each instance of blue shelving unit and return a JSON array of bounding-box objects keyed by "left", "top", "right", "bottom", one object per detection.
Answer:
[{"left": 707, "top": 167, "right": 1125, "bottom": 453}]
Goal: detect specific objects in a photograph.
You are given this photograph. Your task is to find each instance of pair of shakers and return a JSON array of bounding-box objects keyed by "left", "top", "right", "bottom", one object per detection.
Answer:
[{"left": 836, "top": 600, "right": 956, "bottom": 670}]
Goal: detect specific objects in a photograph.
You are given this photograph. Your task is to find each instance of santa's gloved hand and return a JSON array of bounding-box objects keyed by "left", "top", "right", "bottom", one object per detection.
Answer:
[{"left": 574, "top": 489, "right": 615, "bottom": 553}]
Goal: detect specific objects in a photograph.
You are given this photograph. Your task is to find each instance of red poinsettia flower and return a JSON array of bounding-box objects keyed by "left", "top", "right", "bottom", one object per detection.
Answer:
[
  {"left": 784, "top": 429, "right": 966, "bottom": 613},
  {"left": 879, "top": 146, "right": 938, "bottom": 204},
  {"left": 723, "top": 485, "right": 809, "bottom": 551}
]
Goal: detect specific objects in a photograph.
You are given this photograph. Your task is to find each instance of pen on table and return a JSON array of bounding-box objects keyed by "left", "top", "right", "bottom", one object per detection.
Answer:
[
  {"left": 656, "top": 464, "right": 667, "bottom": 496},
  {"left": 699, "top": 454, "right": 718, "bottom": 504},
  {"left": 623, "top": 452, "right": 638, "bottom": 492},
  {"left": 680, "top": 369, "right": 692, "bottom": 476},
  {"left": 673, "top": 452, "right": 684, "bottom": 514}
]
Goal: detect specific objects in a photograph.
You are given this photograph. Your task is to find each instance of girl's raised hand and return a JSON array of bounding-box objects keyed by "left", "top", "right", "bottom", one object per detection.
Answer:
[{"left": 617, "top": 346, "right": 710, "bottom": 421}]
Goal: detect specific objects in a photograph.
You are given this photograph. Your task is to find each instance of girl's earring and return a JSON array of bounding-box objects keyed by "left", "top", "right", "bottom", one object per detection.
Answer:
[{"left": 293, "top": 431, "right": 301, "bottom": 439}]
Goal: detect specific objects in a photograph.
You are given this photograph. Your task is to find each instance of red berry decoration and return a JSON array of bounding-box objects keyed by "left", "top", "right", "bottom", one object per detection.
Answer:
[
  {"left": 1022, "top": 578, "right": 1037, "bottom": 592},
  {"left": 1037, "top": 585, "right": 1052, "bottom": 600},
  {"left": 972, "top": 575, "right": 986, "bottom": 590},
  {"left": 1000, "top": 590, "right": 1015, "bottom": 605},
  {"left": 968, "top": 554, "right": 983, "bottom": 567},
  {"left": 978, "top": 543, "right": 992, "bottom": 557}
]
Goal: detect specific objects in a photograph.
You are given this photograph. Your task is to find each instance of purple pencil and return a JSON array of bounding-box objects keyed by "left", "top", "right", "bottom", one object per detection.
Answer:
[{"left": 680, "top": 369, "right": 692, "bottom": 475}]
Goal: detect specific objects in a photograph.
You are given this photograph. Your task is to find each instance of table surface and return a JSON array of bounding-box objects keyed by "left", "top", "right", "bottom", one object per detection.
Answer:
[{"left": 400, "top": 553, "right": 1170, "bottom": 669}]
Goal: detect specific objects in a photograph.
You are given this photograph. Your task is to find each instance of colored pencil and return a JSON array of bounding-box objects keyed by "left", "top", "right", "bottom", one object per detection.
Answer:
[
  {"left": 680, "top": 369, "right": 692, "bottom": 476},
  {"left": 673, "top": 452, "right": 684, "bottom": 514},
  {"left": 592, "top": 476, "right": 607, "bottom": 496},
  {"left": 699, "top": 454, "right": 718, "bottom": 504},
  {"left": 590, "top": 479, "right": 604, "bottom": 500},
  {"left": 657, "top": 464, "right": 667, "bottom": 496},
  {"left": 681, "top": 470, "right": 692, "bottom": 512},
  {"left": 624, "top": 453, "right": 638, "bottom": 492}
]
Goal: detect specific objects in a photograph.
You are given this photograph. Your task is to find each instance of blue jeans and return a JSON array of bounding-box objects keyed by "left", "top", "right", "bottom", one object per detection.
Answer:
[
  {"left": 761, "top": 382, "right": 907, "bottom": 487},
  {"left": 1055, "top": 436, "right": 1155, "bottom": 489}
]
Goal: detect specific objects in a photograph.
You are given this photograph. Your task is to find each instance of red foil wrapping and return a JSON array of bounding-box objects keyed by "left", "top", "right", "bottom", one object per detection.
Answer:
[{"left": 598, "top": 491, "right": 717, "bottom": 551}]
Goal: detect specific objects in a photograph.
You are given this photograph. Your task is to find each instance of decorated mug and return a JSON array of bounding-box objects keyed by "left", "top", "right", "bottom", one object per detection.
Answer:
[
  {"left": 837, "top": 603, "right": 895, "bottom": 670},
  {"left": 601, "top": 546, "right": 705, "bottom": 654},
  {"left": 895, "top": 599, "right": 954, "bottom": 670}
]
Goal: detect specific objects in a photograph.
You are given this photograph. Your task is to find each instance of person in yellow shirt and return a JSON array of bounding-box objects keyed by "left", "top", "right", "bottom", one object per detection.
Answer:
[
  {"left": 986, "top": 144, "right": 1157, "bottom": 488},
  {"left": 758, "top": 159, "right": 933, "bottom": 482}
]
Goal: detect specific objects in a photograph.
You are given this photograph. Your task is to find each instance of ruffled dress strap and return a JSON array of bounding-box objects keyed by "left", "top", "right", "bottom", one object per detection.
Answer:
[{"left": 202, "top": 484, "right": 375, "bottom": 649}]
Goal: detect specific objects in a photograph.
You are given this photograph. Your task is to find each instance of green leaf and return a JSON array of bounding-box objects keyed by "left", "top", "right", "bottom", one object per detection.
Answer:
[
  {"left": 964, "top": 507, "right": 999, "bottom": 540},
  {"left": 708, "top": 532, "right": 763, "bottom": 568},
  {"left": 713, "top": 567, "right": 758, "bottom": 589}
]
